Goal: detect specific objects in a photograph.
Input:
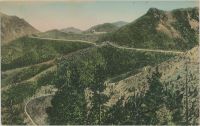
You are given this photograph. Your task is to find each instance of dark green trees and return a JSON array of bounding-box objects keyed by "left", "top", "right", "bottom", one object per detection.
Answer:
[
  {"left": 141, "top": 68, "right": 170, "bottom": 124},
  {"left": 47, "top": 65, "right": 87, "bottom": 125},
  {"left": 101, "top": 68, "right": 174, "bottom": 125},
  {"left": 86, "top": 64, "right": 108, "bottom": 124}
]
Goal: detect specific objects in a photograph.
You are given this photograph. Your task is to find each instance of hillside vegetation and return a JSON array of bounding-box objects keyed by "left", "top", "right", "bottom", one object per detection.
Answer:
[
  {"left": 1, "top": 34, "right": 94, "bottom": 124},
  {"left": 1, "top": 7, "right": 199, "bottom": 125},
  {"left": 60, "top": 27, "right": 82, "bottom": 34},
  {"left": 102, "top": 46, "right": 199, "bottom": 125},
  {"left": 112, "top": 21, "right": 129, "bottom": 27},
  {"left": 36, "top": 29, "right": 101, "bottom": 42},
  {"left": 46, "top": 45, "right": 176, "bottom": 125},
  {"left": 2, "top": 36, "right": 92, "bottom": 71},
  {"left": 99, "top": 7, "right": 199, "bottom": 51},
  {"left": 85, "top": 23, "right": 119, "bottom": 33}
]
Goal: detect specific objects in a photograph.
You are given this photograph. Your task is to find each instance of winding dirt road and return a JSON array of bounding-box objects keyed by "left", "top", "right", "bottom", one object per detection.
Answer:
[
  {"left": 29, "top": 36, "right": 184, "bottom": 54},
  {"left": 29, "top": 36, "right": 97, "bottom": 45},
  {"left": 21, "top": 36, "right": 185, "bottom": 124},
  {"left": 24, "top": 94, "right": 55, "bottom": 125},
  {"left": 107, "top": 42, "right": 184, "bottom": 54}
]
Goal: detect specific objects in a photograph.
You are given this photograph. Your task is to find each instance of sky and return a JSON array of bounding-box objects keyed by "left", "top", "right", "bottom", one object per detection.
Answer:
[{"left": 0, "top": 0, "right": 198, "bottom": 32}]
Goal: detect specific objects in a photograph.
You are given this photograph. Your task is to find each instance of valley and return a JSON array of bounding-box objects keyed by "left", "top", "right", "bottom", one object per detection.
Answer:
[{"left": 1, "top": 5, "right": 199, "bottom": 125}]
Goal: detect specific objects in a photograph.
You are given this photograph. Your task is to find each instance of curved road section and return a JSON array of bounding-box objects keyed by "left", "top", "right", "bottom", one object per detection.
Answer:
[
  {"left": 24, "top": 36, "right": 185, "bottom": 124},
  {"left": 29, "top": 36, "right": 184, "bottom": 54},
  {"left": 24, "top": 94, "right": 55, "bottom": 125}
]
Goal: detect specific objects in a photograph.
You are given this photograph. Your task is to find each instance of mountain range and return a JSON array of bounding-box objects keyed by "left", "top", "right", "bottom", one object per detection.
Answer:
[
  {"left": 60, "top": 27, "right": 82, "bottom": 34},
  {"left": 1, "top": 7, "right": 199, "bottom": 125},
  {"left": 84, "top": 21, "right": 128, "bottom": 33}
]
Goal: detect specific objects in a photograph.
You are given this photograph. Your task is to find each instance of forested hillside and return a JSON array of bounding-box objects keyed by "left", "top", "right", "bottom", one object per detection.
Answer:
[
  {"left": 99, "top": 7, "right": 199, "bottom": 51},
  {"left": 46, "top": 45, "right": 176, "bottom": 125},
  {"left": 36, "top": 29, "right": 101, "bottom": 42},
  {"left": 2, "top": 37, "right": 92, "bottom": 71},
  {"left": 1, "top": 6, "right": 199, "bottom": 125}
]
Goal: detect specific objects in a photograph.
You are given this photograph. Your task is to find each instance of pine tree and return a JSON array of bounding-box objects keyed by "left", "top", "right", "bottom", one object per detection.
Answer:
[
  {"left": 47, "top": 65, "right": 87, "bottom": 125},
  {"left": 87, "top": 64, "right": 108, "bottom": 124}
]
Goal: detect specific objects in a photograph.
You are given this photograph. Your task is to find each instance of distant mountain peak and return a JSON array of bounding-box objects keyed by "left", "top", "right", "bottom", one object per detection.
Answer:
[
  {"left": 99, "top": 7, "right": 199, "bottom": 51},
  {"left": 112, "top": 21, "right": 129, "bottom": 27},
  {"left": 85, "top": 21, "right": 129, "bottom": 33},
  {"left": 60, "top": 27, "right": 82, "bottom": 34},
  {"left": 146, "top": 8, "right": 165, "bottom": 19},
  {"left": 1, "top": 12, "right": 39, "bottom": 44}
]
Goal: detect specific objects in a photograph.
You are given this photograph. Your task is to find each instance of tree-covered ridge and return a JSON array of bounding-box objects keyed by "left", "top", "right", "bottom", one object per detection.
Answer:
[
  {"left": 1, "top": 7, "right": 199, "bottom": 125},
  {"left": 1, "top": 36, "right": 93, "bottom": 124},
  {"left": 99, "top": 7, "right": 199, "bottom": 51},
  {"left": 1, "top": 37, "right": 92, "bottom": 71},
  {"left": 102, "top": 46, "right": 199, "bottom": 125},
  {"left": 47, "top": 45, "right": 176, "bottom": 124},
  {"left": 36, "top": 29, "right": 101, "bottom": 42},
  {"left": 85, "top": 23, "right": 119, "bottom": 33},
  {"left": 102, "top": 69, "right": 178, "bottom": 125},
  {"left": 2, "top": 63, "right": 53, "bottom": 87}
]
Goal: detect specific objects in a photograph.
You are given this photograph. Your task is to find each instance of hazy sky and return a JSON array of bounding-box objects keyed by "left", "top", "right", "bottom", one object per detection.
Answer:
[{"left": 0, "top": 0, "right": 198, "bottom": 31}]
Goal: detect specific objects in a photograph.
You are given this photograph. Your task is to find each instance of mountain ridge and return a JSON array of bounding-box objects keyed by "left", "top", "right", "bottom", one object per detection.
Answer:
[
  {"left": 60, "top": 27, "right": 82, "bottom": 34},
  {"left": 1, "top": 12, "right": 39, "bottom": 44},
  {"left": 99, "top": 7, "right": 199, "bottom": 51}
]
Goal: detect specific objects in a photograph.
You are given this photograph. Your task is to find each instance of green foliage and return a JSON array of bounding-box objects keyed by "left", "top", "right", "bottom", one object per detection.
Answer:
[
  {"left": 2, "top": 64, "right": 53, "bottom": 87},
  {"left": 99, "top": 7, "right": 198, "bottom": 51},
  {"left": 2, "top": 103, "right": 25, "bottom": 125},
  {"left": 37, "top": 71, "right": 56, "bottom": 87},
  {"left": 171, "top": 8, "right": 199, "bottom": 50},
  {"left": 98, "top": 45, "right": 175, "bottom": 77},
  {"left": 47, "top": 64, "right": 87, "bottom": 125},
  {"left": 2, "top": 82, "right": 37, "bottom": 105},
  {"left": 47, "top": 49, "right": 107, "bottom": 124},
  {"left": 47, "top": 45, "right": 175, "bottom": 124},
  {"left": 2, "top": 82, "right": 36, "bottom": 124},
  {"left": 87, "top": 64, "right": 108, "bottom": 125},
  {"left": 85, "top": 23, "right": 118, "bottom": 33},
  {"left": 37, "top": 29, "right": 101, "bottom": 42},
  {"left": 2, "top": 37, "right": 92, "bottom": 70},
  {"left": 102, "top": 97, "right": 128, "bottom": 125},
  {"left": 155, "top": 105, "right": 173, "bottom": 125},
  {"left": 101, "top": 69, "right": 178, "bottom": 125},
  {"left": 140, "top": 68, "right": 167, "bottom": 124}
]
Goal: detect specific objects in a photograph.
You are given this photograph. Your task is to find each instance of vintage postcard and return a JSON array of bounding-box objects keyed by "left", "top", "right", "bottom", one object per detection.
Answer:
[{"left": 0, "top": 0, "right": 199, "bottom": 125}]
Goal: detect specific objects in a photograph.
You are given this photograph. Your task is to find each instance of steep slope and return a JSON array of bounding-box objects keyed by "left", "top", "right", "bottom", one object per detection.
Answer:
[
  {"left": 104, "top": 46, "right": 199, "bottom": 124},
  {"left": 1, "top": 36, "right": 93, "bottom": 125},
  {"left": 60, "top": 27, "right": 82, "bottom": 34},
  {"left": 99, "top": 7, "right": 199, "bottom": 51},
  {"left": 0, "top": 12, "right": 39, "bottom": 44},
  {"left": 45, "top": 44, "right": 177, "bottom": 125}
]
